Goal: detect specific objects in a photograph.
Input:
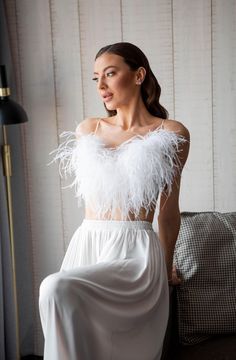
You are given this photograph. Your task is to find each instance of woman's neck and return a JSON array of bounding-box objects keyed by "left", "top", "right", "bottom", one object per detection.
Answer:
[{"left": 115, "top": 97, "right": 153, "bottom": 131}]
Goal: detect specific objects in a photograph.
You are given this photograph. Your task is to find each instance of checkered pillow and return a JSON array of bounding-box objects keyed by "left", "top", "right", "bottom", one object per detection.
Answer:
[{"left": 173, "top": 212, "right": 236, "bottom": 345}]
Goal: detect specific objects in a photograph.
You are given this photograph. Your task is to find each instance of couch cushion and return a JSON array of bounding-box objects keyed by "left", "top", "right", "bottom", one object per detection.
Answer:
[{"left": 173, "top": 212, "right": 236, "bottom": 345}]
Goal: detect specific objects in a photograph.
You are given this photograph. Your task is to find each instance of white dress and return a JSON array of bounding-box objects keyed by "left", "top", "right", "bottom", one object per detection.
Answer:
[{"left": 39, "top": 121, "right": 186, "bottom": 360}]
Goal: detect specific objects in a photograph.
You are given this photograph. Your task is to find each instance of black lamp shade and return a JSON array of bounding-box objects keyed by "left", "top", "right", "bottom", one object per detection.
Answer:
[
  {"left": 0, "top": 64, "right": 28, "bottom": 125},
  {"left": 0, "top": 98, "right": 28, "bottom": 125}
]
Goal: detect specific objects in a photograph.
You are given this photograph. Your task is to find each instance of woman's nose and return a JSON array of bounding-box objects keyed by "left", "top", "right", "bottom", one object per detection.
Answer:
[{"left": 97, "top": 76, "right": 107, "bottom": 90}]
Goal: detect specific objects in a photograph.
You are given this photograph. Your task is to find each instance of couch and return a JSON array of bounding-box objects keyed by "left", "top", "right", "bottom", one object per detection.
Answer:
[{"left": 161, "top": 211, "right": 236, "bottom": 360}]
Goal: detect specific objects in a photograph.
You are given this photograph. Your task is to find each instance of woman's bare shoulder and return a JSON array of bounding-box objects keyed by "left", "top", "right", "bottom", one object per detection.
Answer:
[
  {"left": 163, "top": 118, "right": 190, "bottom": 141},
  {"left": 75, "top": 117, "right": 99, "bottom": 137},
  {"left": 163, "top": 119, "right": 190, "bottom": 167}
]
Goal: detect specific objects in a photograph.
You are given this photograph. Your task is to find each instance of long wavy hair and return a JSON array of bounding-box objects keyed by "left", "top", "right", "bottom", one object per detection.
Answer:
[{"left": 95, "top": 42, "right": 169, "bottom": 119}]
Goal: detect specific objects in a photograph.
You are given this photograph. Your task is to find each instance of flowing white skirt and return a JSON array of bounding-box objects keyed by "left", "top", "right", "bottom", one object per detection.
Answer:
[{"left": 39, "top": 219, "right": 169, "bottom": 360}]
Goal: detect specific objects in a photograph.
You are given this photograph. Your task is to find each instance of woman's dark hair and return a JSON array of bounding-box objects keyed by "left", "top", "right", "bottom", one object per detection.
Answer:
[{"left": 95, "top": 42, "right": 169, "bottom": 119}]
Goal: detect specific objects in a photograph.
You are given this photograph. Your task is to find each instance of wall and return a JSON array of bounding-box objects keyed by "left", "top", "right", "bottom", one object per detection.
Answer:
[{"left": 4, "top": 0, "right": 236, "bottom": 355}]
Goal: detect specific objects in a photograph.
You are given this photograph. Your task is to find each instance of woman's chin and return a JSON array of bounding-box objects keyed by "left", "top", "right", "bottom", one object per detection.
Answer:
[{"left": 104, "top": 102, "right": 116, "bottom": 111}]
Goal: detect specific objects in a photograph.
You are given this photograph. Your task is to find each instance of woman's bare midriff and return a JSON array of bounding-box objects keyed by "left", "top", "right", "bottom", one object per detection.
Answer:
[{"left": 85, "top": 206, "right": 156, "bottom": 223}]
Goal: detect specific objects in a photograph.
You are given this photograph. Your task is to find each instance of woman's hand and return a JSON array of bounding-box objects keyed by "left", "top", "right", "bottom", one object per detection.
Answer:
[{"left": 168, "top": 265, "right": 181, "bottom": 286}]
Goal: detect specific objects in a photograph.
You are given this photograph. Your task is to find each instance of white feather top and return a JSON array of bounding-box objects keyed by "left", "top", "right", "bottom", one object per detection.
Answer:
[{"left": 50, "top": 127, "right": 186, "bottom": 220}]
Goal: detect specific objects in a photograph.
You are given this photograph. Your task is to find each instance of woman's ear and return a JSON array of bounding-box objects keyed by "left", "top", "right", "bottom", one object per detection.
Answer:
[{"left": 135, "top": 67, "right": 146, "bottom": 85}]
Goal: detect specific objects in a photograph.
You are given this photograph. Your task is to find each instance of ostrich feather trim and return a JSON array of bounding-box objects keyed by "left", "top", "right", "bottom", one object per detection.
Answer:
[{"left": 49, "top": 128, "right": 187, "bottom": 220}]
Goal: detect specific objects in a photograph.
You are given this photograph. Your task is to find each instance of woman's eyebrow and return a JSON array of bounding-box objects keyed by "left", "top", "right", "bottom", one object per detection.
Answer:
[{"left": 93, "top": 65, "right": 118, "bottom": 75}]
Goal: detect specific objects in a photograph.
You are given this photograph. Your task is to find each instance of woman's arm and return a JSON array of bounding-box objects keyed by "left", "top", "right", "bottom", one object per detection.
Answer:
[{"left": 158, "top": 121, "right": 190, "bottom": 285}]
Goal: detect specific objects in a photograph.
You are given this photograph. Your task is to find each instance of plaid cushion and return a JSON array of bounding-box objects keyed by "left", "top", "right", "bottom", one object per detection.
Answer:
[{"left": 173, "top": 212, "right": 236, "bottom": 345}]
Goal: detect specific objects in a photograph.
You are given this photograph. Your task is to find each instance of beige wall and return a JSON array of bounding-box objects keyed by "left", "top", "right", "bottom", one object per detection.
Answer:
[{"left": 5, "top": 0, "right": 236, "bottom": 354}]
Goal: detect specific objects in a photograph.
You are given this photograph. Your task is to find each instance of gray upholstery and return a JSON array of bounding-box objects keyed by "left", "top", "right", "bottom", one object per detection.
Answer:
[{"left": 173, "top": 212, "right": 236, "bottom": 345}]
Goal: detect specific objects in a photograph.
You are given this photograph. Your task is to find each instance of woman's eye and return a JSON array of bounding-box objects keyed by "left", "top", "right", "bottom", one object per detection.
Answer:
[
  {"left": 92, "top": 72, "right": 114, "bottom": 82},
  {"left": 106, "top": 71, "right": 114, "bottom": 77}
]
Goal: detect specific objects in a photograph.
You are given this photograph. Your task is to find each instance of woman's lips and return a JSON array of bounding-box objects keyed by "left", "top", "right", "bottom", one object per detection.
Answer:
[{"left": 102, "top": 93, "right": 113, "bottom": 102}]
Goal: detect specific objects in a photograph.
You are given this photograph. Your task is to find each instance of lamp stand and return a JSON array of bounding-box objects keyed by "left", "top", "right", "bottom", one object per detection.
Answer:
[{"left": 2, "top": 124, "right": 20, "bottom": 360}]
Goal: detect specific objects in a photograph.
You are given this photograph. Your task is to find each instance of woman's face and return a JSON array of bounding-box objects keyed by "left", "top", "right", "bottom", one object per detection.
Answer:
[{"left": 93, "top": 53, "right": 140, "bottom": 111}]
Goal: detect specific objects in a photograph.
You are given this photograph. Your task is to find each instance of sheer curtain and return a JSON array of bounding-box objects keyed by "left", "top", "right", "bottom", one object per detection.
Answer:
[
  {"left": 0, "top": 1, "right": 18, "bottom": 358},
  {"left": 0, "top": 0, "right": 35, "bottom": 358},
  {"left": 0, "top": 155, "right": 17, "bottom": 359}
]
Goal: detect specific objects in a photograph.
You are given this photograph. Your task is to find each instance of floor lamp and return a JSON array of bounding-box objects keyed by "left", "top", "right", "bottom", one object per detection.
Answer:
[{"left": 0, "top": 64, "right": 28, "bottom": 359}]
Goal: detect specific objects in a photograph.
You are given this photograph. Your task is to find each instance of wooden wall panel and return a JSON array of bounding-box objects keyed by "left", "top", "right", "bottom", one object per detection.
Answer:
[
  {"left": 173, "top": 0, "right": 213, "bottom": 211},
  {"left": 78, "top": 0, "right": 122, "bottom": 117},
  {"left": 122, "top": 0, "right": 174, "bottom": 117},
  {"left": 49, "top": 0, "right": 85, "bottom": 248},
  {"left": 15, "top": 0, "right": 65, "bottom": 353},
  {"left": 212, "top": 0, "right": 236, "bottom": 211}
]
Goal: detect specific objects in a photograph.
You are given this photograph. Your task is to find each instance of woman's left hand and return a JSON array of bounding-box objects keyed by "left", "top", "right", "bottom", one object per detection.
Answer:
[{"left": 168, "top": 265, "right": 181, "bottom": 286}]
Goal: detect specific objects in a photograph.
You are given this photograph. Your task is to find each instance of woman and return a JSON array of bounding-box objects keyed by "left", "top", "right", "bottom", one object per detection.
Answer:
[{"left": 39, "top": 42, "right": 190, "bottom": 360}]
